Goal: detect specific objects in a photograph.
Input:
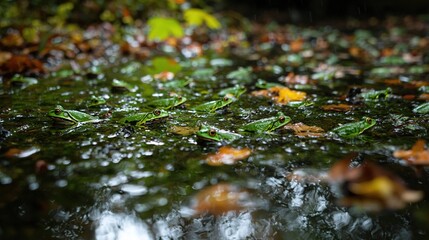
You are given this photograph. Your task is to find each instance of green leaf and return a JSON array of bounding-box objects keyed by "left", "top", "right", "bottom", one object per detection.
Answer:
[
  {"left": 184, "top": 8, "right": 221, "bottom": 29},
  {"left": 147, "top": 17, "right": 184, "bottom": 41},
  {"left": 146, "top": 57, "right": 182, "bottom": 75}
]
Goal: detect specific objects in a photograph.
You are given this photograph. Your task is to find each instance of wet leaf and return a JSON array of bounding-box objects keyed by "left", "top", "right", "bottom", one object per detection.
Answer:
[
  {"left": 205, "top": 146, "right": 251, "bottom": 166},
  {"left": 0, "top": 55, "right": 45, "bottom": 74},
  {"left": 168, "top": 125, "right": 199, "bottom": 136},
  {"left": 190, "top": 183, "right": 250, "bottom": 215},
  {"left": 393, "top": 140, "right": 429, "bottom": 165},
  {"left": 4, "top": 147, "right": 40, "bottom": 158},
  {"left": 147, "top": 57, "right": 181, "bottom": 76},
  {"left": 147, "top": 17, "right": 184, "bottom": 41},
  {"left": 329, "top": 155, "right": 423, "bottom": 211},
  {"left": 321, "top": 103, "right": 354, "bottom": 112},
  {"left": 1, "top": 33, "right": 24, "bottom": 47},
  {"left": 0, "top": 51, "right": 12, "bottom": 65},
  {"left": 184, "top": 8, "right": 221, "bottom": 29},
  {"left": 226, "top": 67, "right": 252, "bottom": 82},
  {"left": 271, "top": 86, "right": 306, "bottom": 104},
  {"left": 283, "top": 123, "right": 325, "bottom": 138}
]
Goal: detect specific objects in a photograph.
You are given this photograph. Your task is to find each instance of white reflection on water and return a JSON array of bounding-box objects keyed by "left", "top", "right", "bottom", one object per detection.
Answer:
[{"left": 94, "top": 211, "right": 154, "bottom": 240}]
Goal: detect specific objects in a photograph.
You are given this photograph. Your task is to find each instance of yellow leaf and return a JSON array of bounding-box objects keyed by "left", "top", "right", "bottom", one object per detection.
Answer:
[
  {"left": 272, "top": 86, "right": 306, "bottom": 104},
  {"left": 184, "top": 8, "right": 221, "bottom": 29},
  {"left": 147, "top": 17, "right": 184, "bottom": 41}
]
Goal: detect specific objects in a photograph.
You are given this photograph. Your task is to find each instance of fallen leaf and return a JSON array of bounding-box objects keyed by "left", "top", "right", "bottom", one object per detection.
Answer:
[
  {"left": 329, "top": 154, "right": 423, "bottom": 211},
  {"left": 168, "top": 125, "right": 199, "bottom": 136},
  {"left": 0, "top": 51, "right": 12, "bottom": 65},
  {"left": 206, "top": 146, "right": 251, "bottom": 166},
  {"left": 191, "top": 183, "right": 250, "bottom": 215},
  {"left": 418, "top": 93, "right": 429, "bottom": 100},
  {"left": 321, "top": 103, "right": 354, "bottom": 112},
  {"left": 393, "top": 139, "right": 429, "bottom": 165},
  {"left": 0, "top": 55, "right": 45, "bottom": 74},
  {"left": 383, "top": 79, "right": 401, "bottom": 85},
  {"left": 4, "top": 147, "right": 40, "bottom": 158},
  {"left": 1, "top": 33, "right": 24, "bottom": 47},
  {"left": 283, "top": 123, "right": 325, "bottom": 138},
  {"left": 281, "top": 72, "right": 311, "bottom": 85},
  {"left": 273, "top": 86, "right": 306, "bottom": 104},
  {"left": 290, "top": 38, "right": 304, "bottom": 52},
  {"left": 154, "top": 71, "right": 175, "bottom": 81}
]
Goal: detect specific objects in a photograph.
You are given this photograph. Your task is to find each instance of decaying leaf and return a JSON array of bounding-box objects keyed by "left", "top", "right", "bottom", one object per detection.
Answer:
[
  {"left": 0, "top": 55, "right": 45, "bottom": 74},
  {"left": 329, "top": 154, "right": 423, "bottom": 211},
  {"left": 190, "top": 183, "right": 250, "bottom": 215},
  {"left": 251, "top": 86, "right": 306, "bottom": 104},
  {"left": 168, "top": 125, "right": 199, "bottom": 136},
  {"left": 393, "top": 139, "right": 429, "bottom": 165},
  {"left": 321, "top": 103, "right": 354, "bottom": 112},
  {"left": 283, "top": 122, "right": 325, "bottom": 138},
  {"left": 205, "top": 146, "right": 252, "bottom": 166}
]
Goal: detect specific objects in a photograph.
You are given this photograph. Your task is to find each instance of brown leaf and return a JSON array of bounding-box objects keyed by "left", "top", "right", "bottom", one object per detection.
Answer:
[
  {"left": 393, "top": 139, "right": 429, "bottom": 165},
  {"left": 0, "top": 55, "right": 45, "bottom": 74},
  {"left": 191, "top": 183, "right": 250, "bottom": 215},
  {"left": 281, "top": 72, "right": 311, "bottom": 85},
  {"left": 168, "top": 125, "right": 199, "bottom": 136},
  {"left": 205, "top": 146, "right": 251, "bottom": 166},
  {"left": 283, "top": 123, "right": 325, "bottom": 138},
  {"left": 321, "top": 103, "right": 354, "bottom": 112},
  {"left": 0, "top": 51, "right": 12, "bottom": 65},
  {"left": 1, "top": 33, "right": 24, "bottom": 47},
  {"left": 383, "top": 79, "right": 401, "bottom": 85},
  {"left": 418, "top": 93, "right": 429, "bottom": 100}
]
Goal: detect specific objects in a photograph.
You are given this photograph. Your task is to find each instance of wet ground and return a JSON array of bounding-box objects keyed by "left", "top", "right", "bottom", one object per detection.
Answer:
[{"left": 1, "top": 16, "right": 429, "bottom": 239}]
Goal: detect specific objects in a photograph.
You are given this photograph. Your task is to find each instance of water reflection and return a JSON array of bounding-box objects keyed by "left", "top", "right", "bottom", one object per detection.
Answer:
[{"left": 95, "top": 211, "right": 153, "bottom": 240}]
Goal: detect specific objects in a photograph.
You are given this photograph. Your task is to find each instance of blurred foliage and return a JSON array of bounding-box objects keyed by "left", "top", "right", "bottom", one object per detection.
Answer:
[{"left": 0, "top": 0, "right": 223, "bottom": 26}]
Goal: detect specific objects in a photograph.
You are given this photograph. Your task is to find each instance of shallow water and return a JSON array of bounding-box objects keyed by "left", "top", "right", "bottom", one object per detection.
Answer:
[{"left": 1, "top": 26, "right": 429, "bottom": 239}]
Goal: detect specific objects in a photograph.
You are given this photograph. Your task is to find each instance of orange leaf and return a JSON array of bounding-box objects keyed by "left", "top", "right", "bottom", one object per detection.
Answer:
[
  {"left": 206, "top": 146, "right": 251, "bottom": 166},
  {"left": 290, "top": 38, "right": 303, "bottom": 52},
  {"left": 154, "top": 71, "right": 174, "bottom": 81},
  {"left": 191, "top": 183, "right": 250, "bottom": 215},
  {"left": 393, "top": 139, "right": 429, "bottom": 165}
]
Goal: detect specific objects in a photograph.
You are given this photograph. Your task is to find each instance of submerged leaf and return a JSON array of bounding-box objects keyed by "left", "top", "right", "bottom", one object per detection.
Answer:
[
  {"left": 329, "top": 155, "right": 423, "bottom": 211},
  {"left": 205, "top": 146, "right": 251, "bottom": 166},
  {"left": 393, "top": 140, "right": 429, "bottom": 165},
  {"left": 190, "top": 183, "right": 250, "bottom": 215},
  {"left": 147, "top": 57, "right": 182, "bottom": 76}
]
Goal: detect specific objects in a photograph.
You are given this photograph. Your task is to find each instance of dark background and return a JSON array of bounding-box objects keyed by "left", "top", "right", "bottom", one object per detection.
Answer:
[{"left": 224, "top": 0, "right": 429, "bottom": 23}]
